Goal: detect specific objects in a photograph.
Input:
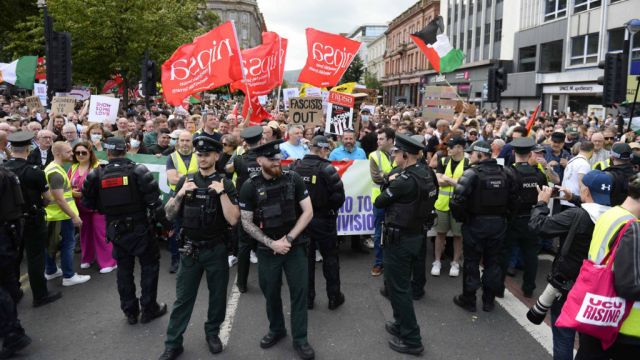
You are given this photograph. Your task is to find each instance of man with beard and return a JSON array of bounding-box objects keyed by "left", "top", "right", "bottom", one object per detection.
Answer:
[
  {"left": 328, "top": 129, "right": 366, "bottom": 161},
  {"left": 239, "top": 139, "right": 315, "bottom": 360}
]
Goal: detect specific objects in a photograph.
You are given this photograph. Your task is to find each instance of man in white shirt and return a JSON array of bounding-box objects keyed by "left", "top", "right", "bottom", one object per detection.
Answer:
[{"left": 561, "top": 141, "right": 594, "bottom": 207}]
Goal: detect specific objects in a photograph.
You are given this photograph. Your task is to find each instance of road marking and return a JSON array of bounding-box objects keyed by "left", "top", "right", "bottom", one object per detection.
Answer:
[
  {"left": 496, "top": 289, "right": 553, "bottom": 355},
  {"left": 219, "top": 273, "right": 241, "bottom": 347},
  {"left": 538, "top": 254, "right": 554, "bottom": 262}
]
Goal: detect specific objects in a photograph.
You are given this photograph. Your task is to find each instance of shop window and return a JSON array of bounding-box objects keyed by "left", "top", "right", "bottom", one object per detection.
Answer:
[
  {"left": 570, "top": 33, "right": 599, "bottom": 65},
  {"left": 518, "top": 46, "right": 536, "bottom": 72},
  {"left": 540, "top": 40, "right": 563, "bottom": 72},
  {"left": 574, "top": 0, "right": 601, "bottom": 13},
  {"left": 608, "top": 28, "right": 625, "bottom": 52},
  {"left": 544, "top": 0, "right": 567, "bottom": 22}
]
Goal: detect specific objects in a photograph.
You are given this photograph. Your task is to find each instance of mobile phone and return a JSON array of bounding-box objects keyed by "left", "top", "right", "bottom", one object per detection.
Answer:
[{"left": 551, "top": 186, "right": 560, "bottom": 198}]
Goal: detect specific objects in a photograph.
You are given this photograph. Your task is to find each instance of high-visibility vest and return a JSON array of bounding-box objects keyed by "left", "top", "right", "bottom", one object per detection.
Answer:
[
  {"left": 369, "top": 150, "right": 393, "bottom": 202},
  {"left": 592, "top": 158, "right": 611, "bottom": 171},
  {"left": 434, "top": 157, "right": 466, "bottom": 212},
  {"left": 169, "top": 151, "right": 198, "bottom": 191},
  {"left": 588, "top": 206, "right": 640, "bottom": 337},
  {"left": 44, "top": 162, "right": 79, "bottom": 221}
]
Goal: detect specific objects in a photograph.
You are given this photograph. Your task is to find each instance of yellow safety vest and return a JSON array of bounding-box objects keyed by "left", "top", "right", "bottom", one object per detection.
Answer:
[
  {"left": 369, "top": 150, "right": 393, "bottom": 202},
  {"left": 434, "top": 157, "right": 466, "bottom": 212},
  {"left": 44, "top": 162, "right": 79, "bottom": 221},
  {"left": 592, "top": 158, "right": 611, "bottom": 171},
  {"left": 169, "top": 151, "right": 198, "bottom": 191},
  {"left": 588, "top": 206, "right": 640, "bottom": 337}
]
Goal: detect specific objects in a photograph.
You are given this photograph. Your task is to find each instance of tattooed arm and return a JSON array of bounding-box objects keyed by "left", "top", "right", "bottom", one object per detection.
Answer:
[{"left": 240, "top": 210, "right": 274, "bottom": 247}]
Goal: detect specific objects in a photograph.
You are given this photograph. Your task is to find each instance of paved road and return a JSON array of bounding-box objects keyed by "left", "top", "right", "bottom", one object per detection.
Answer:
[{"left": 16, "top": 239, "right": 554, "bottom": 360}]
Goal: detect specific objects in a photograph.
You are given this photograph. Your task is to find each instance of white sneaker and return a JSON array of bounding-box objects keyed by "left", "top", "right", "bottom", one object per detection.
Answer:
[
  {"left": 62, "top": 274, "right": 91, "bottom": 286},
  {"left": 228, "top": 255, "right": 238, "bottom": 268},
  {"left": 44, "top": 268, "right": 63, "bottom": 280},
  {"left": 430, "top": 261, "right": 441, "bottom": 276},
  {"left": 364, "top": 238, "right": 375, "bottom": 249},
  {"left": 80, "top": 263, "right": 91, "bottom": 269},
  {"left": 449, "top": 262, "right": 460, "bottom": 277},
  {"left": 100, "top": 265, "right": 117, "bottom": 274},
  {"left": 250, "top": 250, "right": 258, "bottom": 264},
  {"left": 315, "top": 250, "right": 323, "bottom": 262}
]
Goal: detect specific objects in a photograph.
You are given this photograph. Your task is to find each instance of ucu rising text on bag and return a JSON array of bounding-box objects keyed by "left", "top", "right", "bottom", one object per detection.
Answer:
[{"left": 576, "top": 293, "right": 627, "bottom": 327}]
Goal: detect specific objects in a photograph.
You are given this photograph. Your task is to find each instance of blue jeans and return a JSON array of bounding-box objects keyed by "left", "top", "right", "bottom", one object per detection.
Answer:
[
  {"left": 45, "top": 219, "right": 76, "bottom": 279},
  {"left": 550, "top": 297, "right": 575, "bottom": 360},
  {"left": 373, "top": 206, "right": 385, "bottom": 267}
]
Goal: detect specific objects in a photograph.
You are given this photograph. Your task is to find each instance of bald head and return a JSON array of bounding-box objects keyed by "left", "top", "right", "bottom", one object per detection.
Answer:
[
  {"left": 177, "top": 131, "right": 193, "bottom": 154},
  {"left": 51, "top": 141, "right": 73, "bottom": 162},
  {"left": 28, "top": 121, "right": 42, "bottom": 132}
]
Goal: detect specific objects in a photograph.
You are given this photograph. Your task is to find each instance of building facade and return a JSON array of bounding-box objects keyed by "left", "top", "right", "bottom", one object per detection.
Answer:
[
  {"left": 505, "top": 0, "right": 640, "bottom": 114},
  {"left": 204, "top": 0, "right": 267, "bottom": 49},
  {"left": 366, "top": 34, "right": 386, "bottom": 80},
  {"left": 382, "top": 0, "right": 441, "bottom": 106},
  {"left": 347, "top": 24, "right": 388, "bottom": 65}
]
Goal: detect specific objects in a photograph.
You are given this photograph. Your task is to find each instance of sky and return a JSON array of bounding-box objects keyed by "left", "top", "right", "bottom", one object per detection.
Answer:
[{"left": 259, "top": 0, "right": 418, "bottom": 71}]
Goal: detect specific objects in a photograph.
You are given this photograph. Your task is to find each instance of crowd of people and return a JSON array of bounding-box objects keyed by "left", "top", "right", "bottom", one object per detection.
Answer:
[{"left": 1, "top": 90, "right": 640, "bottom": 359}]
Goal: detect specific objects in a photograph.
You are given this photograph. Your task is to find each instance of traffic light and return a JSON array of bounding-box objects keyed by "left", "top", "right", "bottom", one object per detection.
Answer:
[
  {"left": 597, "top": 52, "right": 627, "bottom": 107},
  {"left": 487, "top": 66, "right": 507, "bottom": 103},
  {"left": 48, "top": 31, "right": 72, "bottom": 93},
  {"left": 141, "top": 59, "right": 157, "bottom": 96}
]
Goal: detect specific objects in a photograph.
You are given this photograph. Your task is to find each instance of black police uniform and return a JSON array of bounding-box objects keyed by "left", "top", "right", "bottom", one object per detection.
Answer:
[
  {"left": 605, "top": 144, "right": 635, "bottom": 206},
  {"left": 163, "top": 137, "right": 238, "bottom": 356},
  {"left": 0, "top": 165, "right": 32, "bottom": 358},
  {"left": 501, "top": 138, "right": 547, "bottom": 297},
  {"left": 290, "top": 136, "right": 346, "bottom": 310},
  {"left": 373, "top": 134, "right": 437, "bottom": 355},
  {"left": 82, "top": 137, "right": 169, "bottom": 324},
  {"left": 238, "top": 140, "right": 312, "bottom": 351},
  {"left": 4, "top": 131, "right": 61, "bottom": 307},
  {"left": 232, "top": 126, "right": 263, "bottom": 292},
  {"left": 450, "top": 141, "right": 519, "bottom": 312}
]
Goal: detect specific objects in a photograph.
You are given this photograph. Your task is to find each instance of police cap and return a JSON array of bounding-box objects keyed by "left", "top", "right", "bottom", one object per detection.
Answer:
[
  {"left": 394, "top": 133, "right": 424, "bottom": 154},
  {"left": 253, "top": 139, "right": 284, "bottom": 159},
  {"left": 193, "top": 136, "right": 222, "bottom": 153},
  {"left": 241, "top": 126, "right": 263, "bottom": 144},
  {"left": 104, "top": 137, "right": 127, "bottom": 151},
  {"left": 311, "top": 135, "right": 331, "bottom": 149},
  {"left": 7, "top": 131, "right": 36, "bottom": 147},
  {"left": 466, "top": 140, "right": 492, "bottom": 154},
  {"left": 446, "top": 136, "right": 466, "bottom": 148},
  {"left": 510, "top": 137, "right": 536, "bottom": 154}
]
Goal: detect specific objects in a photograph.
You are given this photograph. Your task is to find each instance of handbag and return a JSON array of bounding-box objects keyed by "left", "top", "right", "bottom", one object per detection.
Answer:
[{"left": 555, "top": 219, "right": 636, "bottom": 349}]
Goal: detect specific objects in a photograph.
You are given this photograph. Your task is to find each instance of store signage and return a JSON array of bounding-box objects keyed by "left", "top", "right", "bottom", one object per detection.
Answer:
[{"left": 543, "top": 84, "right": 603, "bottom": 94}]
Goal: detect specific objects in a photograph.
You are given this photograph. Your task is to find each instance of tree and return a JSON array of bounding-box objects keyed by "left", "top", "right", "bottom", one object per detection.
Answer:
[
  {"left": 0, "top": 0, "right": 40, "bottom": 61},
  {"left": 340, "top": 54, "right": 364, "bottom": 84},
  {"left": 364, "top": 70, "right": 382, "bottom": 92}
]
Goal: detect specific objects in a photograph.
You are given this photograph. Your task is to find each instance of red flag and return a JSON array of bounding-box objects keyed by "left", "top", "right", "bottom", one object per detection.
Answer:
[
  {"left": 242, "top": 95, "right": 272, "bottom": 126},
  {"left": 298, "top": 28, "right": 361, "bottom": 88},
  {"left": 35, "top": 57, "right": 46, "bottom": 81},
  {"left": 102, "top": 74, "right": 124, "bottom": 94},
  {"left": 230, "top": 32, "right": 287, "bottom": 96},
  {"left": 231, "top": 102, "right": 239, "bottom": 117},
  {"left": 526, "top": 101, "right": 542, "bottom": 136},
  {"left": 262, "top": 32, "right": 288, "bottom": 85},
  {"left": 161, "top": 21, "right": 243, "bottom": 106}
]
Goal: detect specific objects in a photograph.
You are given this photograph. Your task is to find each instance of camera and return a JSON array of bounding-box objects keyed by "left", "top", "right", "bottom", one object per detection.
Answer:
[{"left": 526, "top": 282, "right": 564, "bottom": 324}]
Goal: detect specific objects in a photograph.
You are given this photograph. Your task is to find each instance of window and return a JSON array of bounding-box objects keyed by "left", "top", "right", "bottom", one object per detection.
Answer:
[
  {"left": 484, "top": 23, "right": 491, "bottom": 44},
  {"left": 608, "top": 28, "right": 625, "bottom": 52},
  {"left": 467, "top": 30, "right": 473, "bottom": 50},
  {"left": 540, "top": 40, "right": 563, "bottom": 72},
  {"left": 633, "top": 32, "right": 640, "bottom": 61},
  {"left": 570, "top": 33, "right": 599, "bottom": 65},
  {"left": 494, "top": 19, "right": 502, "bottom": 43},
  {"left": 460, "top": 31, "right": 465, "bottom": 49},
  {"left": 574, "top": 0, "right": 600, "bottom": 13},
  {"left": 475, "top": 26, "right": 481, "bottom": 47},
  {"left": 544, "top": 0, "right": 567, "bottom": 21},
  {"left": 518, "top": 46, "right": 536, "bottom": 72}
]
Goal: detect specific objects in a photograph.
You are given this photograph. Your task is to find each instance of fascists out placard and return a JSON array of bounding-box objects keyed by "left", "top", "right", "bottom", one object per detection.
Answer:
[
  {"left": 51, "top": 96, "right": 76, "bottom": 116},
  {"left": 289, "top": 97, "right": 323, "bottom": 127},
  {"left": 325, "top": 91, "right": 354, "bottom": 135}
]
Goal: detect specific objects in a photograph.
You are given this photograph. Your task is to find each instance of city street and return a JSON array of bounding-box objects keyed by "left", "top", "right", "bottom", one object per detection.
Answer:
[{"left": 17, "top": 240, "right": 554, "bottom": 360}]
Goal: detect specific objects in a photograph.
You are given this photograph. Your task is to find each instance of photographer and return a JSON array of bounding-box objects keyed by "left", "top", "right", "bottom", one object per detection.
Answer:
[{"left": 528, "top": 170, "right": 612, "bottom": 360}]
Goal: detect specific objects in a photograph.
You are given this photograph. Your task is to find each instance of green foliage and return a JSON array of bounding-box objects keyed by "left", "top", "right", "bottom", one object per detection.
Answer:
[
  {"left": 0, "top": 0, "right": 40, "bottom": 62},
  {"left": 340, "top": 54, "right": 364, "bottom": 84},
  {"left": 364, "top": 70, "right": 382, "bottom": 92}
]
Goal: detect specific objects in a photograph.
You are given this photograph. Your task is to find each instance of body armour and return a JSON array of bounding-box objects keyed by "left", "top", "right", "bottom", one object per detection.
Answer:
[
  {"left": 468, "top": 164, "right": 509, "bottom": 216},
  {"left": 181, "top": 172, "right": 226, "bottom": 240},
  {"left": 511, "top": 163, "right": 545, "bottom": 215},
  {"left": 385, "top": 165, "right": 438, "bottom": 232},
  {"left": 250, "top": 171, "right": 297, "bottom": 235},
  {"left": 290, "top": 158, "right": 329, "bottom": 215},
  {"left": 98, "top": 162, "right": 145, "bottom": 216}
]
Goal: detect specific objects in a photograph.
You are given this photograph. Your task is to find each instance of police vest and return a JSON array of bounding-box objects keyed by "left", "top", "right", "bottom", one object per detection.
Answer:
[
  {"left": 290, "top": 158, "right": 330, "bottom": 216},
  {"left": 512, "top": 163, "right": 543, "bottom": 215},
  {"left": 181, "top": 173, "right": 226, "bottom": 240},
  {"left": 385, "top": 165, "right": 438, "bottom": 232},
  {"left": 0, "top": 167, "right": 24, "bottom": 223},
  {"left": 169, "top": 152, "right": 198, "bottom": 191},
  {"left": 44, "top": 162, "right": 79, "bottom": 221},
  {"left": 250, "top": 172, "right": 297, "bottom": 237},
  {"left": 588, "top": 206, "right": 640, "bottom": 337},
  {"left": 592, "top": 158, "right": 612, "bottom": 171},
  {"left": 468, "top": 164, "right": 509, "bottom": 216},
  {"left": 97, "top": 162, "right": 144, "bottom": 217},
  {"left": 235, "top": 151, "right": 260, "bottom": 190},
  {"left": 434, "top": 156, "right": 468, "bottom": 212},
  {"left": 4, "top": 160, "right": 43, "bottom": 213},
  {"left": 369, "top": 150, "right": 393, "bottom": 202}
]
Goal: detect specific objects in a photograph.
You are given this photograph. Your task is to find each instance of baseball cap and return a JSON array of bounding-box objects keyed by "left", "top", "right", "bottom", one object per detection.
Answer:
[
  {"left": 611, "top": 143, "right": 632, "bottom": 160},
  {"left": 446, "top": 136, "right": 466, "bottom": 148},
  {"left": 103, "top": 137, "right": 127, "bottom": 151},
  {"left": 311, "top": 135, "right": 331, "bottom": 149},
  {"left": 582, "top": 170, "right": 612, "bottom": 206}
]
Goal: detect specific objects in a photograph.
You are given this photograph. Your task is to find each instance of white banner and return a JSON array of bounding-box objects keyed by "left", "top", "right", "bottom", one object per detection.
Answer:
[
  {"left": 88, "top": 95, "right": 120, "bottom": 124},
  {"left": 282, "top": 87, "right": 300, "bottom": 110},
  {"left": 34, "top": 83, "right": 47, "bottom": 106}
]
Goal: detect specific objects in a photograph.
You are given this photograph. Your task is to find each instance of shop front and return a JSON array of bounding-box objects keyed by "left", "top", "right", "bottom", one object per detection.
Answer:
[{"left": 542, "top": 83, "right": 603, "bottom": 114}]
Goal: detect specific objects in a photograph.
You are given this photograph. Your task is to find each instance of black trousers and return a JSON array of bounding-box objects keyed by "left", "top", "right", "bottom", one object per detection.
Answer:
[
  {"left": 501, "top": 215, "right": 540, "bottom": 294},
  {"left": 14, "top": 214, "right": 49, "bottom": 301},
  {"left": 575, "top": 333, "right": 640, "bottom": 360},
  {"left": 0, "top": 265, "right": 21, "bottom": 338},
  {"left": 306, "top": 217, "right": 341, "bottom": 300},
  {"left": 236, "top": 225, "right": 256, "bottom": 288}
]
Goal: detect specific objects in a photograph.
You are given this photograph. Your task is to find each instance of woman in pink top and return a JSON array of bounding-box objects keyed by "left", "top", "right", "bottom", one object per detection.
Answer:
[{"left": 68, "top": 141, "right": 117, "bottom": 273}]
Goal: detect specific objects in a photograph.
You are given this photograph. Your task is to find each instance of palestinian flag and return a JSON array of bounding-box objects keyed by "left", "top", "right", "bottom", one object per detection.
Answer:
[
  {"left": 0, "top": 56, "right": 38, "bottom": 89},
  {"left": 410, "top": 17, "right": 464, "bottom": 74}
]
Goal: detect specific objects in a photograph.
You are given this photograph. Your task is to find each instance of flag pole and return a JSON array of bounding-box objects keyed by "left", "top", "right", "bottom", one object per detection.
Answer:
[
  {"left": 231, "top": 20, "right": 253, "bottom": 125},
  {"left": 275, "top": 35, "right": 283, "bottom": 113}
]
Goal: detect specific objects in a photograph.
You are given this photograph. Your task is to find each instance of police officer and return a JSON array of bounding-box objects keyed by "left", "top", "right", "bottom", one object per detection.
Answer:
[
  {"left": 374, "top": 134, "right": 437, "bottom": 356},
  {"left": 225, "top": 126, "right": 263, "bottom": 293},
  {"left": 4, "top": 132, "right": 62, "bottom": 307},
  {"left": 604, "top": 143, "right": 635, "bottom": 206},
  {"left": 290, "top": 135, "right": 346, "bottom": 310},
  {"left": 238, "top": 139, "right": 315, "bottom": 360},
  {"left": 501, "top": 137, "right": 547, "bottom": 298},
  {"left": 82, "top": 137, "right": 170, "bottom": 325},
  {"left": 0, "top": 165, "right": 31, "bottom": 358},
  {"left": 159, "top": 137, "right": 240, "bottom": 360},
  {"left": 450, "top": 140, "right": 519, "bottom": 312}
]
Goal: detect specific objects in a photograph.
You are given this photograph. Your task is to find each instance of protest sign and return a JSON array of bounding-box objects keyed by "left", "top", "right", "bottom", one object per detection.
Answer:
[
  {"left": 51, "top": 96, "right": 76, "bottom": 115},
  {"left": 25, "top": 96, "right": 45, "bottom": 113},
  {"left": 325, "top": 91, "right": 354, "bottom": 135},
  {"left": 422, "top": 85, "right": 459, "bottom": 121},
  {"left": 422, "top": 107, "right": 455, "bottom": 120},
  {"left": 305, "top": 86, "right": 321, "bottom": 97},
  {"left": 230, "top": 32, "right": 287, "bottom": 96},
  {"left": 424, "top": 86, "right": 458, "bottom": 99},
  {"left": 57, "top": 88, "right": 91, "bottom": 101},
  {"left": 289, "top": 97, "right": 323, "bottom": 127},
  {"left": 34, "top": 83, "right": 47, "bottom": 106},
  {"left": 258, "top": 95, "right": 268, "bottom": 105},
  {"left": 282, "top": 87, "right": 300, "bottom": 110},
  {"left": 88, "top": 95, "right": 120, "bottom": 124}
]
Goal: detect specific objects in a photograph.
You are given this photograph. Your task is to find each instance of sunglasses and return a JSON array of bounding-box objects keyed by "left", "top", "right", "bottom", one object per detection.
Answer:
[
  {"left": 75, "top": 151, "right": 88, "bottom": 156},
  {"left": 604, "top": 137, "right": 614, "bottom": 140}
]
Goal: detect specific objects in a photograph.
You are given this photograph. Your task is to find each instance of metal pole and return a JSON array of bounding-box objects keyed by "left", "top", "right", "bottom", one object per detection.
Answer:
[
  {"left": 144, "top": 49, "right": 150, "bottom": 110},
  {"left": 43, "top": 5, "right": 53, "bottom": 110},
  {"left": 627, "top": 76, "right": 639, "bottom": 134}
]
